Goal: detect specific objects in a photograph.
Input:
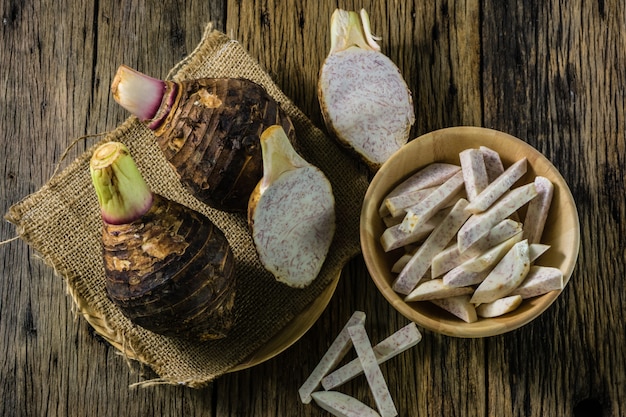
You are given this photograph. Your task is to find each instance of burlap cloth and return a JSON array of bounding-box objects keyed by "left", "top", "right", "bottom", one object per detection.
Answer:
[{"left": 5, "top": 25, "right": 369, "bottom": 387}]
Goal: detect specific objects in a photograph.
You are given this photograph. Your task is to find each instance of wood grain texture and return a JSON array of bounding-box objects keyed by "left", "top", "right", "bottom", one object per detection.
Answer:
[
  {"left": 482, "top": 1, "right": 626, "bottom": 416},
  {"left": 1, "top": 1, "right": 224, "bottom": 416},
  {"left": 1, "top": 0, "right": 624, "bottom": 416}
]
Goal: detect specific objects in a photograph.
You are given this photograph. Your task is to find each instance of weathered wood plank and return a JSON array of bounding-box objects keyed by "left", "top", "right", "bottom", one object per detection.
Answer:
[
  {"left": 1, "top": 1, "right": 224, "bottom": 416},
  {"left": 482, "top": 0, "right": 626, "bottom": 416},
  {"left": 1, "top": 2, "right": 101, "bottom": 417}
]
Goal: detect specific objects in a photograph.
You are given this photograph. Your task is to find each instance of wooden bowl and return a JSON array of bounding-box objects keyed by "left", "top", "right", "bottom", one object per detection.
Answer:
[{"left": 360, "top": 126, "right": 580, "bottom": 338}]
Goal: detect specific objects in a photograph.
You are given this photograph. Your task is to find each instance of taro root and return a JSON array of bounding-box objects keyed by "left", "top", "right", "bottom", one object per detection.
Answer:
[
  {"left": 318, "top": 9, "right": 415, "bottom": 170},
  {"left": 90, "top": 141, "right": 236, "bottom": 341},
  {"left": 111, "top": 65, "right": 296, "bottom": 212},
  {"left": 248, "top": 126, "right": 336, "bottom": 288}
]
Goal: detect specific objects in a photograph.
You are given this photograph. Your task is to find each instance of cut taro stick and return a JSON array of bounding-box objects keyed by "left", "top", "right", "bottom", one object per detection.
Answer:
[
  {"left": 443, "top": 240, "right": 549, "bottom": 288},
  {"left": 399, "top": 171, "right": 465, "bottom": 233},
  {"left": 470, "top": 239, "right": 531, "bottom": 304},
  {"left": 465, "top": 158, "right": 528, "bottom": 214},
  {"left": 430, "top": 219, "right": 522, "bottom": 277},
  {"left": 248, "top": 126, "right": 335, "bottom": 288},
  {"left": 384, "top": 186, "right": 437, "bottom": 218},
  {"left": 322, "top": 323, "right": 421, "bottom": 390},
  {"left": 348, "top": 324, "right": 398, "bottom": 417},
  {"left": 380, "top": 209, "right": 449, "bottom": 252},
  {"left": 458, "top": 232, "right": 523, "bottom": 273},
  {"left": 298, "top": 311, "right": 366, "bottom": 404},
  {"left": 479, "top": 145, "right": 521, "bottom": 221},
  {"left": 476, "top": 295, "right": 523, "bottom": 318},
  {"left": 457, "top": 183, "right": 537, "bottom": 253},
  {"left": 311, "top": 391, "right": 381, "bottom": 417},
  {"left": 430, "top": 295, "right": 477, "bottom": 323},
  {"left": 522, "top": 176, "right": 554, "bottom": 244},
  {"left": 442, "top": 265, "right": 489, "bottom": 288},
  {"left": 480, "top": 146, "right": 505, "bottom": 182},
  {"left": 393, "top": 199, "right": 470, "bottom": 295},
  {"left": 404, "top": 279, "right": 474, "bottom": 302},
  {"left": 510, "top": 266, "right": 563, "bottom": 299},
  {"left": 379, "top": 163, "right": 460, "bottom": 217},
  {"left": 459, "top": 148, "right": 489, "bottom": 201},
  {"left": 383, "top": 163, "right": 461, "bottom": 201}
]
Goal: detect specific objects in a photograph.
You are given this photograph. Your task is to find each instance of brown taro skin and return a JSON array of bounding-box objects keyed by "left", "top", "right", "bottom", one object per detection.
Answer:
[
  {"left": 102, "top": 194, "right": 236, "bottom": 341},
  {"left": 154, "top": 78, "right": 296, "bottom": 212}
]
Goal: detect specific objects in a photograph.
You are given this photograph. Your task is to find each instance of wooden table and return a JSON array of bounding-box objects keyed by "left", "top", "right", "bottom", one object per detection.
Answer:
[{"left": 1, "top": 1, "right": 624, "bottom": 416}]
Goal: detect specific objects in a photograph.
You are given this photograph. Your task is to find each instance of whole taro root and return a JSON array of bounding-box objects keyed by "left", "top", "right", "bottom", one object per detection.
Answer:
[
  {"left": 90, "top": 141, "right": 237, "bottom": 341},
  {"left": 111, "top": 66, "right": 296, "bottom": 212}
]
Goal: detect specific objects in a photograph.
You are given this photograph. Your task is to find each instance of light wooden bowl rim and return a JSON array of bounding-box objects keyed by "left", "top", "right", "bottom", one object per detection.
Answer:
[{"left": 360, "top": 126, "right": 580, "bottom": 338}]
